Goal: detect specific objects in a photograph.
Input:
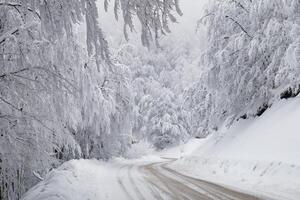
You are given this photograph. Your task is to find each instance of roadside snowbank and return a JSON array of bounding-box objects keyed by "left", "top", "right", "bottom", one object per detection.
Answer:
[
  {"left": 21, "top": 159, "right": 126, "bottom": 200},
  {"left": 20, "top": 139, "right": 202, "bottom": 200},
  {"left": 21, "top": 157, "right": 167, "bottom": 200},
  {"left": 169, "top": 97, "right": 300, "bottom": 200}
]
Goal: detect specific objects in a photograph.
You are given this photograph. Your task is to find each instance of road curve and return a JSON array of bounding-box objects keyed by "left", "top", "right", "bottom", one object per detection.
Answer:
[{"left": 117, "top": 158, "right": 268, "bottom": 200}]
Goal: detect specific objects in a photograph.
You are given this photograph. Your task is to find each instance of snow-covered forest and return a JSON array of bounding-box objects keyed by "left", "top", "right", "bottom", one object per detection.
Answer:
[{"left": 0, "top": 0, "right": 299, "bottom": 199}]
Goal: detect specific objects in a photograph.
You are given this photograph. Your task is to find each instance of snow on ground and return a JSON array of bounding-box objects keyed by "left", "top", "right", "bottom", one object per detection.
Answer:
[
  {"left": 22, "top": 97, "right": 300, "bottom": 200},
  {"left": 169, "top": 97, "right": 300, "bottom": 200},
  {"left": 20, "top": 140, "right": 205, "bottom": 200},
  {"left": 20, "top": 158, "right": 163, "bottom": 200},
  {"left": 21, "top": 159, "right": 126, "bottom": 200}
]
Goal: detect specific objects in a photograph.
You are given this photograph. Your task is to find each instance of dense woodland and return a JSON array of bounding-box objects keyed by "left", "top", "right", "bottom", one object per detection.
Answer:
[{"left": 0, "top": 0, "right": 299, "bottom": 199}]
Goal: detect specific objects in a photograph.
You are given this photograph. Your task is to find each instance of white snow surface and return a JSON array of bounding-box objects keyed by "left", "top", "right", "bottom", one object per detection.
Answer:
[
  {"left": 21, "top": 157, "right": 161, "bottom": 200},
  {"left": 20, "top": 139, "right": 205, "bottom": 200},
  {"left": 169, "top": 97, "right": 300, "bottom": 200},
  {"left": 21, "top": 159, "right": 126, "bottom": 200},
  {"left": 22, "top": 97, "right": 300, "bottom": 200}
]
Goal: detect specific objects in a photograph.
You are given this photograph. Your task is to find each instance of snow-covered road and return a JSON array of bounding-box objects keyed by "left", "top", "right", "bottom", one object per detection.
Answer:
[
  {"left": 22, "top": 157, "right": 268, "bottom": 200},
  {"left": 115, "top": 158, "right": 265, "bottom": 200}
]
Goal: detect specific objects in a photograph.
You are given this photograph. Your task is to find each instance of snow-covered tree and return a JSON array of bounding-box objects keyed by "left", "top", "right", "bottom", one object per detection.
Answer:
[
  {"left": 186, "top": 0, "right": 300, "bottom": 137},
  {"left": 115, "top": 43, "right": 192, "bottom": 149},
  {"left": 0, "top": 0, "right": 182, "bottom": 199}
]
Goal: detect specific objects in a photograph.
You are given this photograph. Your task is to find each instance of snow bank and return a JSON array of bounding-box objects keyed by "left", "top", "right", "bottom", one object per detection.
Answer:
[
  {"left": 169, "top": 97, "right": 300, "bottom": 200},
  {"left": 21, "top": 159, "right": 126, "bottom": 200},
  {"left": 20, "top": 140, "right": 201, "bottom": 200},
  {"left": 21, "top": 156, "right": 166, "bottom": 200}
]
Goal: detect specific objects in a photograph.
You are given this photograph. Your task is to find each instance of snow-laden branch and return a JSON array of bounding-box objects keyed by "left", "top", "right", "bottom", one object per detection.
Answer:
[
  {"left": 225, "top": 15, "right": 253, "bottom": 38},
  {"left": 0, "top": 2, "right": 41, "bottom": 19},
  {"left": 231, "top": 0, "right": 249, "bottom": 13},
  {"left": 33, "top": 171, "right": 44, "bottom": 181},
  {"left": 0, "top": 68, "right": 30, "bottom": 79},
  {"left": 0, "top": 66, "right": 77, "bottom": 91},
  {"left": 0, "top": 96, "right": 54, "bottom": 132},
  {"left": 0, "top": 22, "right": 38, "bottom": 45}
]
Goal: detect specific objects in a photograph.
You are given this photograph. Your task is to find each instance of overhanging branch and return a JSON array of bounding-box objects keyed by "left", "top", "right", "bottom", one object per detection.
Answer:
[
  {"left": 225, "top": 15, "right": 253, "bottom": 38},
  {"left": 0, "top": 67, "right": 30, "bottom": 79},
  {"left": 0, "top": 22, "right": 38, "bottom": 45},
  {"left": 0, "top": 2, "right": 41, "bottom": 19}
]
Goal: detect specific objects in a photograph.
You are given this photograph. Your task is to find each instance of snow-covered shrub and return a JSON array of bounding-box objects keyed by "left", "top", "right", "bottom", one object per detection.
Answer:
[{"left": 125, "top": 140, "right": 154, "bottom": 159}]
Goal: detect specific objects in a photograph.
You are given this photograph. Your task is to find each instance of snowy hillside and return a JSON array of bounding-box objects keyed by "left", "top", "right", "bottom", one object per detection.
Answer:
[{"left": 170, "top": 97, "right": 300, "bottom": 200}]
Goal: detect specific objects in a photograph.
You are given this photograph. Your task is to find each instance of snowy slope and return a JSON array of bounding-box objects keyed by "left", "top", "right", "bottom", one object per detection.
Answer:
[{"left": 170, "top": 97, "right": 300, "bottom": 200}]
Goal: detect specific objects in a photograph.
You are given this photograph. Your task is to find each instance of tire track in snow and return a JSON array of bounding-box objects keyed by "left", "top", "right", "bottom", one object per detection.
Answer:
[
  {"left": 142, "top": 177, "right": 171, "bottom": 200},
  {"left": 127, "top": 165, "right": 146, "bottom": 200},
  {"left": 142, "top": 159, "right": 269, "bottom": 200},
  {"left": 116, "top": 165, "right": 134, "bottom": 200},
  {"left": 161, "top": 164, "right": 261, "bottom": 200},
  {"left": 144, "top": 162, "right": 212, "bottom": 200},
  {"left": 117, "top": 158, "right": 268, "bottom": 200}
]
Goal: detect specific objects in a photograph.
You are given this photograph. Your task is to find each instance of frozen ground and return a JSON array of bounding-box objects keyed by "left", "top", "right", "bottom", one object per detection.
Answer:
[{"left": 22, "top": 97, "right": 300, "bottom": 200}]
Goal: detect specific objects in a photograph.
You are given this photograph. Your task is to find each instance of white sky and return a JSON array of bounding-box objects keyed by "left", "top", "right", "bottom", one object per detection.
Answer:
[
  {"left": 172, "top": 0, "right": 208, "bottom": 33},
  {"left": 97, "top": 0, "right": 209, "bottom": 49}
]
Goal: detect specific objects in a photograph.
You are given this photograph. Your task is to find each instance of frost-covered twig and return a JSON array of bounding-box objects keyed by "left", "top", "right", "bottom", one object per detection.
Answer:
[
  {"left": 0, "top": 67, "right": 30, "bottom": 79},
  {"left": 0, "top": 96, "right": 54, "bottom": 133},
  {"left": 225, "top": 16, "right": 253, "bottom": 38},
  {"left": 0, "top": 2, "right": 41, "bottom": 19},
  {"left": 0, "top": 22, "right": 38, "bottom": 45},
  {"left": 231, "top": 0, "right": 249, "bottom": 13}
]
